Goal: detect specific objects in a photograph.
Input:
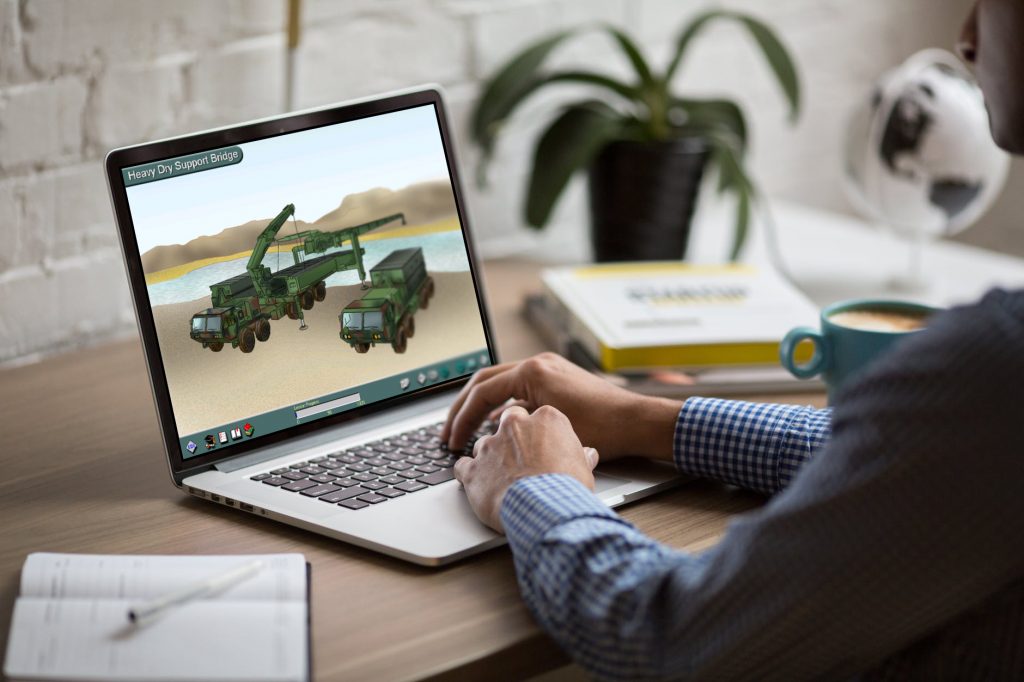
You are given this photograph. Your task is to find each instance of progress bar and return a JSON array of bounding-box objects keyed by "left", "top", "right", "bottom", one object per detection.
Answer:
[{"left": 294, "top": 393, "right": 361, "bottom": 420}]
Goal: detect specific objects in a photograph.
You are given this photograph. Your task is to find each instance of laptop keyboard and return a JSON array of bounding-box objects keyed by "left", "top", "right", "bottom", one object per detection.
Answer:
[{"left": 248, "top": 420, "right": 495, "bottom": 510}]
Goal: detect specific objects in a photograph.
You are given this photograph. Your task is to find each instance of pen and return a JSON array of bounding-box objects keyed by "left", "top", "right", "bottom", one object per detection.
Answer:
[{"left": 127, "top": 559, "right": 265, "bottom": 625}]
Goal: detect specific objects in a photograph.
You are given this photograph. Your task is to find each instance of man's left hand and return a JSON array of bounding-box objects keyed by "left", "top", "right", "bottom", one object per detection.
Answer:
[{"left": 454, "top": 405, "right": 599, "bottom": 532}]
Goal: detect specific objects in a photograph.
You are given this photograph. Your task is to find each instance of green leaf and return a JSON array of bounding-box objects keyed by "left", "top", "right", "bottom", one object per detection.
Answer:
[
  {"left": 471, "top": 30, "right": 577, "bottom": 160},
  {"left": 664, "top": 10, "right": 800, "bottom": 121},
  {"left": 601, "top": 25, "right": 656, "bottom": 89},
  {"left": 664, "top": 10, "right": 723, "bottom": 82},
  {"left": 734, "top": 14, "right": 800, "bottom": 122},
  {"left": 705, "top": 130, "right": 757, "bottom": 261},
  {"left": 472, "top": 71, "right": 636, "bottom": 187},
  {"left": 525, "top": 102, "right": 622, "bottom": 229}
]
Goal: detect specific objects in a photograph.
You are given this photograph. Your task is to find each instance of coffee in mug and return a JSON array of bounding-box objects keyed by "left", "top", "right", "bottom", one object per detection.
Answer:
[
  {"left": 828, "top": 309, "right": 928, "bottom": 333},
  {"left": 780, "top": 299, "right": 939, "bottom": 401}
]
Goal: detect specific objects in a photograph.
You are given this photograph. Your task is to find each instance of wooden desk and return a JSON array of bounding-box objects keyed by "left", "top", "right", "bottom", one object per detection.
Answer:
[{"left": 0, "top": 259, "right": 825, "bottom": 681}]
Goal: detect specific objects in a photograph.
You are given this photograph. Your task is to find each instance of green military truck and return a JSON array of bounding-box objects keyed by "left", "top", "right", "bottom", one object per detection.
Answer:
[
  {"left": 339, "top": 247, "right": 435, "bottom": 354},
  {"left": 189, "top": 204, "right": 405, "bottom": 353}
]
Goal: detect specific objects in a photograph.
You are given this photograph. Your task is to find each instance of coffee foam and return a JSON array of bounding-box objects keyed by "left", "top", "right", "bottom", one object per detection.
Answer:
[{"left": 829, "top": 309, "right": 927, "bottom": 333}]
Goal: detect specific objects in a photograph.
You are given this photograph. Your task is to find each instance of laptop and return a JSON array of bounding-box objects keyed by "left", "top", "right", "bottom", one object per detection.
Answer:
[{"left": 105, "top": 86, "right": 686, "bottom": 566}]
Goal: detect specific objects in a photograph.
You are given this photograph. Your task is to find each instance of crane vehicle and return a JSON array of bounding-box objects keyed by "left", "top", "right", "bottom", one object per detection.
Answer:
[{"left": 189, "top": 204, "right": 405, "bottom": 353}]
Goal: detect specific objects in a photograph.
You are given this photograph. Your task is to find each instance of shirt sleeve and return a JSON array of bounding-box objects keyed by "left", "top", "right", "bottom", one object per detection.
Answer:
[
  {"left": 502, "top": 290, "right": 1024, "bottom": 681},
  {"left": 675, "top": 397, "right": 832, "bottom": 495}
]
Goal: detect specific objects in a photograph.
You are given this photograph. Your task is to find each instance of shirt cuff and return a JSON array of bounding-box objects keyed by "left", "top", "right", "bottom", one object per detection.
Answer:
[{"left": 500, "top": 474, "right": 620, "bottom": 558}]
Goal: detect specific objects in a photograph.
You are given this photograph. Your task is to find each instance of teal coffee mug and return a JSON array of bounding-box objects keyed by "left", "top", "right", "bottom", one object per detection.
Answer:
[{"left": 780, "top": 299, "right": 939, "bottom": 400}]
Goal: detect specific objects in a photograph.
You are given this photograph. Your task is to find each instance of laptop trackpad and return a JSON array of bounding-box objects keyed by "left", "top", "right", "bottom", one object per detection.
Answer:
[{"left": 594, "top": 472, "right": 630, "bottom": 494}]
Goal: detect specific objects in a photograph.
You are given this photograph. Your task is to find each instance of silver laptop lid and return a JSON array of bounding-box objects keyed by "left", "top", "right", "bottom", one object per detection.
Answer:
[{"left": 105, "top": 87, "right": 497, "bottom": 482}]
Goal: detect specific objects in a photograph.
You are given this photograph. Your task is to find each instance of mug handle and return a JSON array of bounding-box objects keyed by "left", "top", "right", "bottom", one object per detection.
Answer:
[{"left": 780, "top": 327, "right": 831, "bottom": 379}]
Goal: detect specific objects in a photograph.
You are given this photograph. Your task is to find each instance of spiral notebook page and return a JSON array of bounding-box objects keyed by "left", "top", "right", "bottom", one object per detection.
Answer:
[{"left": 4, "top": 553, "right": 309, "bottom": 682}]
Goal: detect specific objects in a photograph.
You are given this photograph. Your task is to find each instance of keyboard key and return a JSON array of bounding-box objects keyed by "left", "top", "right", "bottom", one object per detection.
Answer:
[
  {"left": 309, "top": 456, "right": 327, "bottom": 463},
  {"left": 271, "top": 468, "right": 290, "bottom": 475},
  {"left": 350, "top": 448, "right": 375, "bottom": 458},
  {"left": 400, "top": 448, "right": 422, "bottom": 458},
  {"left": 339, "top": 499, "right": 369, "bottom": 510},
  {"left": 337, "top": 454, "right": 360, "bottom": 464},
  {"left": 377, "top": 488, "right": 405, "bottom": 498},
  {"left": 422, "top": 450, "right": 447, "bottom": 460},
  {"left": 347, "top": 463, "right": 371, "bottom": 473},
  {"left": 387, "top": 462, "right": 412, "bottom": 471},
  {"left": 319, "top": 460, "right": 343, "bottom": 469},
  {"left": 300, "top": 466, "right": 325, "bottom": 475},
  {"left": 380, "top": 475, "right": 403, "bottom": 485},
  {"left": 381, "top": 453, "right": 405, "bottom": 462},
  {"left": 369, "top": 467, "right": 391, "bottom": 476},
  {"left": 395, "top": 481, "right": 428, "bottom": 493},
  {"left": 399, "top": 470, "right": 424, "bottom": 479},
  {"left": 250, "top": 473, "right": 270, "bottom": 481},
  {"left": 310, "top": 473, "right": 337, "bottom": 484},
  {"left": 365, "top": 457, "right": 388, "bottom": 467},
  {"left": 282, "top": 479, "right": 317, "bottom": 492},
  {"left": 416, "top": 464, "right": 440, "bottom": 473},
  {"left": 360, "top": 480, "right": 386, "bottom": 490},
  {"left": 300, "top": 483, "right": 341, "bottom": 498},
  {"left": 261, "top": 476, "right": 289, "bottom": 487},
  {"left": 358, "top": 493, "right": 387, "bottom": 504},
  {"left": 282, "top": 471, "right": 307, "bottom": 481},
  {"left": 351, "top": 472, "right": 377, "bottom": 482},
  {"left": 421, "top": 469, "right": 455, "bottom": 486},
  {"left": 289, "top": 463, "right": 306, "bottom": 469},
  {"left": 319, "top": 486, "right": 370, "bottom": 503},
  {"left": 332, "top": 478, "right": 359, "bottom": 487},
  {"left": 406, "top": 456, "right": 429, "bottom": 466}
]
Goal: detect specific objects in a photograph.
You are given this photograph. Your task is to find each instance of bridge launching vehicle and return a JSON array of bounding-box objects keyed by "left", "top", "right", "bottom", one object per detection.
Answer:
[
  {"left": 339, "top": 247, "right": 435, "bottom": 354},
  {"left": 189, "top": 204, "right": 405, "bottom": 353}
]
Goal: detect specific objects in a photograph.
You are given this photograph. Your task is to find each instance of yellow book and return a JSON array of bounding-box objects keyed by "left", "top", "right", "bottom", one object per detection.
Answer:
[{"left": 540, "top": 263, "right": 818, "bottom": 372}]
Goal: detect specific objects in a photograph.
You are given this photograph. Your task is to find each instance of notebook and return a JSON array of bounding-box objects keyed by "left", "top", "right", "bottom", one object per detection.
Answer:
[{"left": 3, "top": 553, "right": 310, "bottom": 682}]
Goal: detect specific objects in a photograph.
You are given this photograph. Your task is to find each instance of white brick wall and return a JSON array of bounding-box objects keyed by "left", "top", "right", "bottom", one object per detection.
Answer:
[{"left": 2, "top": 0, "right": 1012, "bottom": 367}]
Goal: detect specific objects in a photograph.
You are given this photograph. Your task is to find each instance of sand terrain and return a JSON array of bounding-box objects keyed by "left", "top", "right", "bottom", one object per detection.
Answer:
[{"left": 152, "top": 270, "right": 486, "bottom": 434}]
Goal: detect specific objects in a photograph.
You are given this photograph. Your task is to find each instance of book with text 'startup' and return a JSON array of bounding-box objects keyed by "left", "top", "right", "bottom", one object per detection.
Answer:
[{"left": 541, "top": 263, "right": 819, "bottom": 372}]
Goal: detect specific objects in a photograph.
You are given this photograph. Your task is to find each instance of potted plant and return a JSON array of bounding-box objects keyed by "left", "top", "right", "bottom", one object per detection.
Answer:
[{"left": 471, "top": 9, "right": 801, "bottom": 262}]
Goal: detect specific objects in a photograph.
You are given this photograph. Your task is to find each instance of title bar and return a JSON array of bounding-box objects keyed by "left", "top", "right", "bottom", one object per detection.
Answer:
[{"left": 122, "top": 146, "right": 244, "bottom": 187}]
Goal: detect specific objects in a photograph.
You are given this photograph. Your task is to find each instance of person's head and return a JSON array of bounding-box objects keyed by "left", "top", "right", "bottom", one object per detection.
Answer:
[{"left": 959, "top": 0, "right": 1024, "bottom": 153}]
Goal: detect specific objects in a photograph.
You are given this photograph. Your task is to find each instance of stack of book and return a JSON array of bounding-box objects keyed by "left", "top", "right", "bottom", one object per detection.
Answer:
[{"left": 525, "top": 262, "right": 824, "bottom": 397}]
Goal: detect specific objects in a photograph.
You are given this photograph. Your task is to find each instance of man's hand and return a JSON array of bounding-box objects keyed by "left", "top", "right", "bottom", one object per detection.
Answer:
[
  {"left": 442, "top": 353, "right": 681, "bottom": 462},
  {"left": 454, "top": 404, "right": 599, "bottom": 532}
]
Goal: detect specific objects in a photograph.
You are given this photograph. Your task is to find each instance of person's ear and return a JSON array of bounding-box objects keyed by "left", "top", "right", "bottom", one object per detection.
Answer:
[{"left": 958, "top": 2, "right": 979, "bottom": 64}]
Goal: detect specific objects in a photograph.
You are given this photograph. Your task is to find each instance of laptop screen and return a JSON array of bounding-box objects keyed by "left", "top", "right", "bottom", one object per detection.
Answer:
[{"left": 120, "top": 103, "right": 490, "bottom": 460}]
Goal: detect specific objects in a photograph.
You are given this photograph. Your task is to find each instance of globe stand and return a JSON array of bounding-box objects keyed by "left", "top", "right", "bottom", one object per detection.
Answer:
[{"left": 886, "top": 226, "right": 931, "bottom": 294}]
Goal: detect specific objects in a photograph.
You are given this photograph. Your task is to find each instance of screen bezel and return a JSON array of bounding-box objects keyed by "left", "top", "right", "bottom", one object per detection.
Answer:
[{"left": 105, "top": 88, "right": 497, "bottom": 477}]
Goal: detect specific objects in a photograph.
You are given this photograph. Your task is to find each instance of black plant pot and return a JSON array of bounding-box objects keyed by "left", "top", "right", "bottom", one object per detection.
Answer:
[{"left": 587, "top": 137, "right": 710, "bottom": 262}]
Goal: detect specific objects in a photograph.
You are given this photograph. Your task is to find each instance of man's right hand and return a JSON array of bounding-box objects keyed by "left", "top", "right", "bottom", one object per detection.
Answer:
[{"left": 441, "top": 353, "right": 682, "bottom": 462}]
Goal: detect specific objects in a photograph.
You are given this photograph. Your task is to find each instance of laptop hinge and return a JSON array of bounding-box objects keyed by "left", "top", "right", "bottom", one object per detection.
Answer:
[{"left": 213, "top": 390, "right": 456, "bottom": 473}]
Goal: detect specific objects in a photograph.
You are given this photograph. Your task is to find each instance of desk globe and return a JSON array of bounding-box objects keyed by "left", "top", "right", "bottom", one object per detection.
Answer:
[{"left": 843, "top": 49, "right": 1009, "bottom": 290}]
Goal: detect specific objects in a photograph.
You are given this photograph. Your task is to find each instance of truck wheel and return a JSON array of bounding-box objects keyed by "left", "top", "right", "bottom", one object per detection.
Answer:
[
  {"left": 300, "top": 290, "right": 314, "bottom": 310},
  {"left": 286, "top": 303, "right": 299, "bottom": 320},
  {"left": 314, "top": 281, "right": 327, "bottom": 302},
  {"left": 354, "top": 343, "right": 370, "bottom": 353},
  {"left": 427, "top": 276, "right": 435, "bottom": 298},
  {"left": 405, "top": 315, "right": 415, "bottom": 338},
  {"left": 208, "top": 342, "right": 224, "bottom": 352},
  {"left": 239, "top": 327, "right": 256, "bottom": 353},
  {"left": 255, "top": 319, "right": 271, "bottom": 342},
  {"left": 392, "top": 328, "right": 407, "bottom": 354},
  {"left": 419, "top": 286, "right": 430, "bottom": 310}
]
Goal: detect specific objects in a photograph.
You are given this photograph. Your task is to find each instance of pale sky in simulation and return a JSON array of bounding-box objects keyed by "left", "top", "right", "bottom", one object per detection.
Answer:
[{"left": 126, "top": 104, "right": 452, "bottom": 254}]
